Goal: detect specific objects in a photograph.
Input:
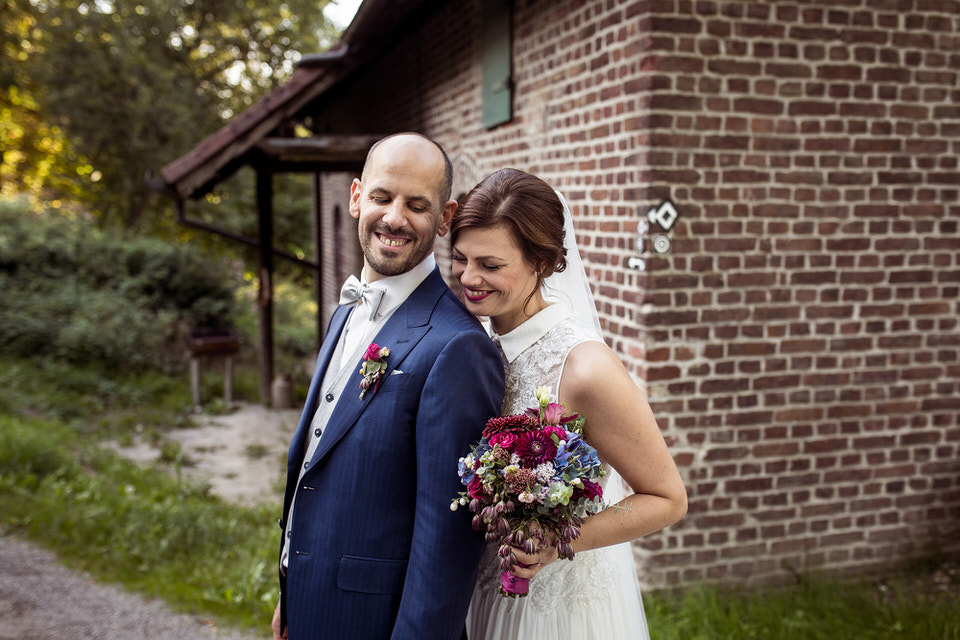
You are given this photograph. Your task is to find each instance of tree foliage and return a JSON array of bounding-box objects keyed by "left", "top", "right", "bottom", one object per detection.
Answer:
[
  {"left": 1, "top": 0, "right": 337, "bottom": 228},
  {"left": 0, "top": 198, "right": 240, "bottom": 372}
]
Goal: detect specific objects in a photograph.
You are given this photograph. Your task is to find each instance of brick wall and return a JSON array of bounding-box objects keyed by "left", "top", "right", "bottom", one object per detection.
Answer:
[
  {"left": 316, "top": 173, "right": 361, "bottom": 330},
  {"left": 311, "top": 0, "right": 960, "bottom": 588},
  {"left": 627, "top": 0, "right": 960, "bottom": 587}
]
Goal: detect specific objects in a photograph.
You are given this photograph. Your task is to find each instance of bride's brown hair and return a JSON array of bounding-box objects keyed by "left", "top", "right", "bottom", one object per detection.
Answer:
[
  {"left": 452, "top": 169, "right": 567, "bottom": 318},
  {"left": 452, "top": 168, "right": 567, "bottom": 279}
]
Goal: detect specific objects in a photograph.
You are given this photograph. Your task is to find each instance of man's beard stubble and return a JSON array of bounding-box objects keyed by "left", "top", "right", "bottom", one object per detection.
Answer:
[{"left": 360, "top": 221, "right": 436, "bottom": 278}]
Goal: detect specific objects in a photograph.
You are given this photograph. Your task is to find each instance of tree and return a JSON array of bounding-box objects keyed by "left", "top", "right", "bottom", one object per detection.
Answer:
[{"left": 1, "top": 0, "right": 337, "bottom": 228}]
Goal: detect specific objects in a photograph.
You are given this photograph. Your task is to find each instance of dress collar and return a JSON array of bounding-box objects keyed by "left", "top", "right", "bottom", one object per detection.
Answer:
[
  {"left": 361, "top": 254, "right": 436, "bottom": 319},
  {"left": 491, "top": 303, "right": 569, "bottom": 363}
]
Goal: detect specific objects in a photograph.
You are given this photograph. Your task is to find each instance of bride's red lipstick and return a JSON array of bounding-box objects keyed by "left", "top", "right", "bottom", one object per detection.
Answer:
[{"left": 463, "top": 287, "right": 493, "bottom": 302}]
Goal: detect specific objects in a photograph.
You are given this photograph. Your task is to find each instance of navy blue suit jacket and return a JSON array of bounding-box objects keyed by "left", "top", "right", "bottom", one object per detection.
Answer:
[{"left": 279, "top": 267, "right": 504, "bottom": 639}]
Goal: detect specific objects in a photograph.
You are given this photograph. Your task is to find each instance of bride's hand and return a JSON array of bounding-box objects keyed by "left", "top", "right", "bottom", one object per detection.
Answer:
[{"left": 509, "top": 527, "right": 559, "bottom": 580}]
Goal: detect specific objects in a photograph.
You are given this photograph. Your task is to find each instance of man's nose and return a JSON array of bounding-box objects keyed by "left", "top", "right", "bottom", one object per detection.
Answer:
[{"left": 381, "top": 200, "right": 407, "bottom": 228}]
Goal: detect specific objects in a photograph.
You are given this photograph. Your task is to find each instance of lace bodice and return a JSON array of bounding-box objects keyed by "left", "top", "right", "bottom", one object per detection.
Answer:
[{"left": 496, "top": 314, "right": 600, "bottom": 417}]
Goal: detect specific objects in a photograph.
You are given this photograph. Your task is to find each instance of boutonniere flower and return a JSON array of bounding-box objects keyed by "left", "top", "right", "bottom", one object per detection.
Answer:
[{"left": 358, "top": 342, "right": 390, "bottom": 399}]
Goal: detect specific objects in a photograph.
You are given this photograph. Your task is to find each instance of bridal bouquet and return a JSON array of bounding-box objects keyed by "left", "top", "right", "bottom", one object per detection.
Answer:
[{"left": 451, "top": 386, "right": 605, "bottom": 597}]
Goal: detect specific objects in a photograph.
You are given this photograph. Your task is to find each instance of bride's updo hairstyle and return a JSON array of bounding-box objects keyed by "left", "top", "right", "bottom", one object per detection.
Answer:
[{"left": 452, "top": 169, "right": 567, "bottom": 288}]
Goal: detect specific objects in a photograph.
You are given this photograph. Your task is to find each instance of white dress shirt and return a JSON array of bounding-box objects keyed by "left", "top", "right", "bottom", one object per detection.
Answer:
[{"left": 339, "top": 254, "right": 437, "bottom": 368}]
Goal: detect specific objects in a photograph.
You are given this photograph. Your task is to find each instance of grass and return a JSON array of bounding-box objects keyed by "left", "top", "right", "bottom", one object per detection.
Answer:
[
  {"left": 0, "top": 356, "right": 278, "bottom": 630},
  {"left": 0, "top": 420, "right": 278, "bottom": 626},
  {"left": 1, "top": 354, "right": 958, "bottom": 637},
  {"left": 644, "top": 566, "right": 960, "bottom": 639}
]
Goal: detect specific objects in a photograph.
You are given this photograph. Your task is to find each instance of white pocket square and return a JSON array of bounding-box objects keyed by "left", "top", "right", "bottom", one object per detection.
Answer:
[{"left": 390, "top": 369, "right": 404, "bottom": 376}]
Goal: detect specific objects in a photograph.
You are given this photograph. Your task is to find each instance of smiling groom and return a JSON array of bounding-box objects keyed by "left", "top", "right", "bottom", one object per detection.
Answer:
[{"left": 272, "top": 133, "right": 504, "bottom": 640}]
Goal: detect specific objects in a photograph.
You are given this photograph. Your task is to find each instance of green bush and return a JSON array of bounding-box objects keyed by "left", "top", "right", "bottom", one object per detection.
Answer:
[
  {"left": 235, "top": 277, "right": 319, "bottom": 378},
  {"left": 0, "top": 199, "right": 238, "bottom": 372}
]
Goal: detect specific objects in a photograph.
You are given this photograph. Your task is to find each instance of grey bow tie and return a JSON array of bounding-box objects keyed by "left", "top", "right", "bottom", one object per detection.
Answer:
[{"left": 339, "top": 275, "right": 385, "bottom": 320}]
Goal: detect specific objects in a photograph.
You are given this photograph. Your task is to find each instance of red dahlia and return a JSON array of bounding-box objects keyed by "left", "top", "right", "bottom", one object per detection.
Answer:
[
  {"left": 514, "top": 430, "right": 558, "bottom": 466},
  {"left": 482, "top": 413, "right": 538, "bottom": 440}
]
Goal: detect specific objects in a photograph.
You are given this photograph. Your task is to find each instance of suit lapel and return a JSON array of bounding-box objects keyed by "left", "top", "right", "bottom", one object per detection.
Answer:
[{"left": 307, "top": 268, "right": 446, "bottom": 466}]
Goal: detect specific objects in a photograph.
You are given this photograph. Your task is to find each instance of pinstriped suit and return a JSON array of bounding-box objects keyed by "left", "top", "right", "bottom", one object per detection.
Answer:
[{"left": 279, "top": 267, "right": 504, "bottom": 639}]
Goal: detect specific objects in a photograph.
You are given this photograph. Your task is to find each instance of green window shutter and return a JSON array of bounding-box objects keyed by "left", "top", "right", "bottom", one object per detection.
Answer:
[{"left": 482, "top": 0, "right": 512, "bottom": 129}]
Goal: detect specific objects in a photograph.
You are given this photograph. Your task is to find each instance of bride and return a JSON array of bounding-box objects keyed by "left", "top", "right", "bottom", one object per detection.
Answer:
[{"left": 450, "top": 169, "right": 687, "bottom": 639}]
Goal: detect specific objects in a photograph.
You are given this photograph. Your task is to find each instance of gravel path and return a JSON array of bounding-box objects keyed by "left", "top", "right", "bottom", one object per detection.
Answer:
[
  {"left": 0, "top": 536, "right": 266, "bottom": 639},
  {"left": 0, "top": 403, "right": 300, "bottom": 639}
]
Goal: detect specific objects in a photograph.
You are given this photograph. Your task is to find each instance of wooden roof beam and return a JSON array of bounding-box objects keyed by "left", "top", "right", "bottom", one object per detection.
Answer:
[{"left": 254, "top": 134, "right": 380, "bottom": 167}]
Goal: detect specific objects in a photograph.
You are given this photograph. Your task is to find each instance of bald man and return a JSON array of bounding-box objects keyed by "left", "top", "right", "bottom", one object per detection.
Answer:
[{"left": 273, "top": 133, "right": 504, "bottom": 640}]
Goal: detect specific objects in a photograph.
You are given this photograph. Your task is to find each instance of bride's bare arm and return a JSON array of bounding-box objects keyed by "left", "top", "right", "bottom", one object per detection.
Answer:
[
  {"left": 509, "top": 340, "right": 686, "bottom": 579},
  {"left": 558, "top": 340, "right": 687, "bottom": 553}
]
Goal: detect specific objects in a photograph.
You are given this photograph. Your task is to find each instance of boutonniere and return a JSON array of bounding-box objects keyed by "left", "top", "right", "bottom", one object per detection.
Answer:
[{"left": 359, "top": 342, "right": 390, "bottom": 399}]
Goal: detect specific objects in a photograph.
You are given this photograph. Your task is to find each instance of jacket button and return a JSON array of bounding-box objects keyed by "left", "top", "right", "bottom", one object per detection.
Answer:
[{"left": 325, "top": 393, "right": 334, "bottom": 402}]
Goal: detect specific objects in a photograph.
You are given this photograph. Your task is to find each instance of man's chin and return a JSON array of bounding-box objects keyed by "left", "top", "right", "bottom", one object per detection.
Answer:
[{"left": 366, "top": 255, "right": 414, "bottom": 278}]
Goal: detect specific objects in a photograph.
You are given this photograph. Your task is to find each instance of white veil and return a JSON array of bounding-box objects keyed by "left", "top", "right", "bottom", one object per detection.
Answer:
[{"left": 542, "top": 190, "right": 603, "bottom": 336}]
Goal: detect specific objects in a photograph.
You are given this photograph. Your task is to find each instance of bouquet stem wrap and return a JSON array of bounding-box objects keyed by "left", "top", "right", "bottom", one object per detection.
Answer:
[{"left": 499, "top": 571, "right": 530, "bottom": 597}]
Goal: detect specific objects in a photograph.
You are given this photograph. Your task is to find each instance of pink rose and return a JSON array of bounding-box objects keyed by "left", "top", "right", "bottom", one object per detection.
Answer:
[
  {"left": 542, "top": 402, "right": 566, "bottom": 425},
  {"left": 489, "top": 432, "right": 517, "bottom": 448},
  {"left": 364, "top": 343, "right": 382, "bottom": 360}
]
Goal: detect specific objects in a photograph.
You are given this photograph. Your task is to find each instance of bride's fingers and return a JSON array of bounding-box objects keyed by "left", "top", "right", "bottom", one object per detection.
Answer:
[
  {"left": 508, "top": 547, "right": 539, "bottom": 578},
  {"left": 511, "top": 547, "right": 539, "bottom": 567},
  {"left": 509, "top": 557, "right": 539, "bottom": 579},
  {"left": 509, "top": 542, "right": 559, "bottom": 578}
]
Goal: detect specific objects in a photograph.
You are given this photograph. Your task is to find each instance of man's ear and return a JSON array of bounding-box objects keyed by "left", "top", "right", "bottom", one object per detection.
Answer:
[
  {"left": 436, "top": 199, "right": 457, "bottom": 237},
  {"left": 348, "top": 179, "right": 362, "bottom": 219}
]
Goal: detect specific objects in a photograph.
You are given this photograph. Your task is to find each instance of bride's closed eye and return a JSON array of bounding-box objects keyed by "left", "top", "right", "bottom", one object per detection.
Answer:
[{"left": 453, "top": 252, "right": 504, "bottom": 270}]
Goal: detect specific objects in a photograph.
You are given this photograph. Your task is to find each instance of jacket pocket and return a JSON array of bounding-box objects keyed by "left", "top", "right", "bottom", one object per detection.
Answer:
[{"left": 337, "top": 555, "right": 407, "bottom": 595}]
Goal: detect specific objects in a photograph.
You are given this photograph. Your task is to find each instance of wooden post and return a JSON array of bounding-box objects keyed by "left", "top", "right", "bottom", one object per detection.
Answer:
[
  {"left": 312, "top": 171, "right": 324, "bottom": 352},
  {"left": 224, "top": 356, "right": 234, "bottom": 404},
  {"left": 187, "top": 331, "right": 239, "bottom": 409},
  {"left": 256, "top": 169, "right": 274, "bottom": 405},
  {"left": 190, "top": 357, "right": 201, "bottom": 407}
]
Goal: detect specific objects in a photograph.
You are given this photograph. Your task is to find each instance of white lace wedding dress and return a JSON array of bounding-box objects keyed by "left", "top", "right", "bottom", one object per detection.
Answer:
[{"left": 465, "top": 303, "right": 650, "bottom": 640}]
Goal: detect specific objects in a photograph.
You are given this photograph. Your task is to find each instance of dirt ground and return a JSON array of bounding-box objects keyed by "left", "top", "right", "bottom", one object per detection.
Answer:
[{"left": 110, "top": 402, "right": 302, "bottom": 507}]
